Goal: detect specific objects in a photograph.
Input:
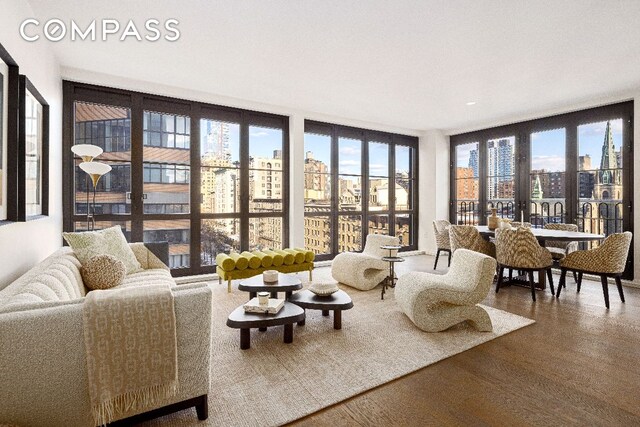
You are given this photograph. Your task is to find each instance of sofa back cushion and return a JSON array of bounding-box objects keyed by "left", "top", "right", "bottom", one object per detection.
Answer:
[
  {"left": 63, "top": 226, "right": 142, "bottom": 274},
  {"left": 0, "top": 247, "right": 86, "bottom": 313}
]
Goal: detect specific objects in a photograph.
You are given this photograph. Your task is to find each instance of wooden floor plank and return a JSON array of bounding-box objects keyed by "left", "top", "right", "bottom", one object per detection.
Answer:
[{"left": 288, "top": 255, "right": 640, "bottom": 426}]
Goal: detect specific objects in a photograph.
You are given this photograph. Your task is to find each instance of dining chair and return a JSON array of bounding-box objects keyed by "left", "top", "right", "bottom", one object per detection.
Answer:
[
  {"left": 556, "top": 232, "right": 632, "bottom": 309},
  {"left": 544, "top": 223, "right": 580, "bottom": 287},
  {"left": 495, "top": 227, "right": 554, "bottom": 301},
  {"left": 449, "top": 225, "right": 496, "bottom": 258},
  {"left": 432, "top": 220, "right": 452, "bottom": 269}
]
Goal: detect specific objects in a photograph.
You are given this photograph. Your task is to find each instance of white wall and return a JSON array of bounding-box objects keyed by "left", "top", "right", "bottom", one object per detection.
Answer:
[
  {"left": 418, "top": 130, "right": 450, "bottom": 255},
  {"left": 0, "top": 1, "right": 62, "bottom": 289}
]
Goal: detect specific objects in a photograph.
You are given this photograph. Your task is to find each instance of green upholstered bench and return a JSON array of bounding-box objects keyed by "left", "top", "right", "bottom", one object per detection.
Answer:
[{"left": 216, "top": 248, "right": 315, "bottom": 292}]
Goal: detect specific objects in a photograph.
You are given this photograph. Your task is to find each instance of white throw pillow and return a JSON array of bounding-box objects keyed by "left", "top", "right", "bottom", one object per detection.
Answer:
[{"left": 63, "top": 226, "right": 142, "bottom": 274}]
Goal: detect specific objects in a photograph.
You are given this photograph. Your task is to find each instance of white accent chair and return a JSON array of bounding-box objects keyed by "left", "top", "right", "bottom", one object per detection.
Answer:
[
  {"left": 395, "top": 249, "right": 496, "bottom": 332},
  {"left": 331, "top": 234, "right": 400, "bottom": 290}
]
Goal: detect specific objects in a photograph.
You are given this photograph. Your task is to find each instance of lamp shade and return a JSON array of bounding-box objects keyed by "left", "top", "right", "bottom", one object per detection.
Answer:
[
  {"left": 79, "top": 161, "right": 112, "bottom": 187},
  {"left": 71, "top": 144, "right": 103, "bottom": 162}
]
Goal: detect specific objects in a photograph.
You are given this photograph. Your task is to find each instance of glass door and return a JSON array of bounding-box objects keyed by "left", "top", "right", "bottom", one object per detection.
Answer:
[
  {"left": 337, "top": 136, "right": 363, "bottom": 252},
  {"left": 141, "top": 109, "right": 192, "bottom": 270},
  {"left": 72, "top": 101, "right": 132, "bottom": 235},
  {"left": 528, "top": 128, "right": 566, "bottom": 226},
  {"left": 453, "top": 141, "right": 480, "bottom": 224},
  {"left": 486, "top": 136, "right": 516, "bottom": 220},
  {"left": 577, "top": 119, "right": 625, "bottom": 238}
]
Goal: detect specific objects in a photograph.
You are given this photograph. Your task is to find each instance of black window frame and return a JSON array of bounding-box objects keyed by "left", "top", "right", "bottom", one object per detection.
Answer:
[
  {"left": 63, "top": 81, "right": 289, "bottom": 277},
  {"left": 304, "top": 120, "right": 419, "bottom": 261},
  {"left": 450, "top": 101, "right": 634, "bottom": 279}
]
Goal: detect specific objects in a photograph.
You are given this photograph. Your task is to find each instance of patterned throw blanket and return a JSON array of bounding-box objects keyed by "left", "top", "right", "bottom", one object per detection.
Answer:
[{"left": 83, "top": 284, "right": 179, "bottom": 425}]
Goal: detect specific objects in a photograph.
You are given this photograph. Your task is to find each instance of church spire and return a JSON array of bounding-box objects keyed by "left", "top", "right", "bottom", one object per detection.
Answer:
[
  {"left": 599, "top": 121, "right": 617, "bottom": 170},
  {"left": 532, "top": 174, "right": 543, "bottom": 199}
]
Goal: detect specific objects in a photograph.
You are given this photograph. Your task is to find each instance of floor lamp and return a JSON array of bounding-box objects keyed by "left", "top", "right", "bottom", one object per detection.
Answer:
[{"left": 71, "top": 144, "right": 110, "bottom": 231}]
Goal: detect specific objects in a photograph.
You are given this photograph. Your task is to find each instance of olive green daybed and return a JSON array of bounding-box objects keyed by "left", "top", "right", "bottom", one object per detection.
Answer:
[{"left": 216, "top": 248, "right": 315, "bottom": 292}]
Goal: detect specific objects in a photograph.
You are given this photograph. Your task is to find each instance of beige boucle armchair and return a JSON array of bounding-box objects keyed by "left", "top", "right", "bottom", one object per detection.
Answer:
[
  {"left": 395, "top": 249, "right": 496, "bottom": 332},
  {"left": 0, "top": 243, "right": 212, "bottom": 427},
  {"left": 556, "top": 231, "right": 632, "bottom": 309},
  {"left": 495, "top": 227, "right": 554, "bottom": 302},
  {"left": 331, "top": 234, "right": 400, "bottom": 290},
  {"left": 449, "top": 225, "right": 496, "bottom": 258}
]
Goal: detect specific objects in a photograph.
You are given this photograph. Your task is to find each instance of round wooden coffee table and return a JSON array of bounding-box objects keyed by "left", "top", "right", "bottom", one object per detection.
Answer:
[
  {"left": 288, "top": 290, "right": 353, "bottom": 330},
  {"left": 238, "top": 273, "right": 303, "bottom": 299},
  {"left": 226, "top": 302, "right": 305, "bottom": 350}
]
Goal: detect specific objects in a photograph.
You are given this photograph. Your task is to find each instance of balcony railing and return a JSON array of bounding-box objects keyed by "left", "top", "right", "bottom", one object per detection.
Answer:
[{"left": 455, "top": 199, "right": 625, "bottom": 245}]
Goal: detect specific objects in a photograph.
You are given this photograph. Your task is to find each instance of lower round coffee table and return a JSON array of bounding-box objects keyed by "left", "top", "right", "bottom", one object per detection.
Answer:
[
  {"left": 288, "top": 290, "right": 353, "bottom": 330},
  {"left": 226, "top": 302, "right": 305, "bottom": 350},
  {"left": 238, "top": 273, "right": 303, "bottom": 299}
]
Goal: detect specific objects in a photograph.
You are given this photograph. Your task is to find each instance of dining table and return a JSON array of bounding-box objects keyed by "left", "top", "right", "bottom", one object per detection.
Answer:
[{"left": 475, "top": 225, "right": 604, "bottom": 289}]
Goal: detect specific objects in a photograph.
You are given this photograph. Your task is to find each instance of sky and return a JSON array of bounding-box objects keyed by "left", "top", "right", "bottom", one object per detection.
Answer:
[
  {"left": 455, "top": 119, "right": 624, "bottom": 172},
  {"left": 200, "top": 120, "right": 284, "bottom": 160},
  {"left": 198, "top": 123, "right": 413, "bottom": 174},
  {"left": 304, "top": 133, "right": 411, "bottom": 176}
]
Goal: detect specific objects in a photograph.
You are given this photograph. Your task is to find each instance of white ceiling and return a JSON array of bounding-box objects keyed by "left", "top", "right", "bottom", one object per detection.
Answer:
[{"left": 27, "top": 0, "right": 640, "bottom": 132}]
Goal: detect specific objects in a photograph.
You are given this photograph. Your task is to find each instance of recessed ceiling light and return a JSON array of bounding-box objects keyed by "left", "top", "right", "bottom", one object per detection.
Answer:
[{"left": 466, "top": 101, "right": 477, "bottom": 106}]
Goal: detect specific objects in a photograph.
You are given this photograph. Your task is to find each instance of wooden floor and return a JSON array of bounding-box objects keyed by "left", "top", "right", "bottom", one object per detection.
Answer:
[{"left": 289, "top": 254, "right": 640, "bottom": 427}]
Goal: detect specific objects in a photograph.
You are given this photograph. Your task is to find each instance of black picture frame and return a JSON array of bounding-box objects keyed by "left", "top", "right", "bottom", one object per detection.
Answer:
[
  {"left": 0, "top": 42, "right": 19, "bottom": 225},
  {"left": 17, "top": 75, "right": 49, "bottom": 221}
]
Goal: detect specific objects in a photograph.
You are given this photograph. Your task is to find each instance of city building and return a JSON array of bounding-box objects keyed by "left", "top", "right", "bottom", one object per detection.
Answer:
[
  {"left": 486, "top": 138, "right": 514, "bottom": 200},
  {"left": 579, "top": 154, "right": 595, "bottom": 198},
  {"left": 468, "top": 148, "right": 479, "bottom": 178},
  {"left": 456, "top": 167, "right": 478, "bottom": 200}
]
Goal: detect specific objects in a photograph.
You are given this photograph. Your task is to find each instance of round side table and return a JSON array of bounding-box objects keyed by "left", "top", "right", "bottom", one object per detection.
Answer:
[{"left": 381, "top": 256, "right": 405, "bottom": 300}]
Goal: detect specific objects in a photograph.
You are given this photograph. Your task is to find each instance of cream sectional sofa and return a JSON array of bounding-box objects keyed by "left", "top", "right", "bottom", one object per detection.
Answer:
[{"left": 0, "top": 243, "right": 212, "bottom": 427}]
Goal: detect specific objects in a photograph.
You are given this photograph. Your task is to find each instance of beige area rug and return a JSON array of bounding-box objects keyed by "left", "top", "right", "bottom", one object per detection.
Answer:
[{"left": 143, "top": 268, "right": 535, "bottom": 427}]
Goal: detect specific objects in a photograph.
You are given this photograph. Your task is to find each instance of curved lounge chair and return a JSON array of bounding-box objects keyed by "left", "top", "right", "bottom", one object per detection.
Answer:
[
  {"left": 331, "top": 234, "right": 400, "bottom": 291},
  {"left": 395, "top": 249, "right": 496, "bottom": 332}
]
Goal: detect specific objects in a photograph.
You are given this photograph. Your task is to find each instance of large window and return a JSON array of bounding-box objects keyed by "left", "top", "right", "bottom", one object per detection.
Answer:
[
  {"left": 64, "top": 82, "right": 289, "bottom": 276},
  {"left": 450, "top": 101, "right": 633, "bottom": 278},
  {"left": 304, "top": 121, "right": 418, "bottom": 260}
]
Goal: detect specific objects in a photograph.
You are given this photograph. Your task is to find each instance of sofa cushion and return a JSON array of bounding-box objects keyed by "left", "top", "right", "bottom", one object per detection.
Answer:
[
  {"left": 81, "top": 255, "right": 127, "bottom": 290},
  {"left": 63, "top": 226, "right": 142, "bottom": 274},
  {"left": 120, "top": 268, "right": 175, "bottom": 289}
]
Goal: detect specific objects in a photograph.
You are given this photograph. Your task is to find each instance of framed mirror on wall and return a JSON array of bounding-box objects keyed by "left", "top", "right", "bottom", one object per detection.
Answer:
[
  {"left": 0, "top": 43, "right": 19, "bottom": 224},
  {"left": 18, "top": 75, "right": 49, "bottom": 221}
]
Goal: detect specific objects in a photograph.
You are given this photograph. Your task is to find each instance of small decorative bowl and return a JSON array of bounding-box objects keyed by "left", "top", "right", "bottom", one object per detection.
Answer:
[
  {"left": 263, "top": 270, "right": 278, "bottom": 283},
  {"left": 309, "top": 282, "right": 339, "bottom": 297},
  {"left": 257, "top": 292, "right": 269, "bottom": 305}
]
